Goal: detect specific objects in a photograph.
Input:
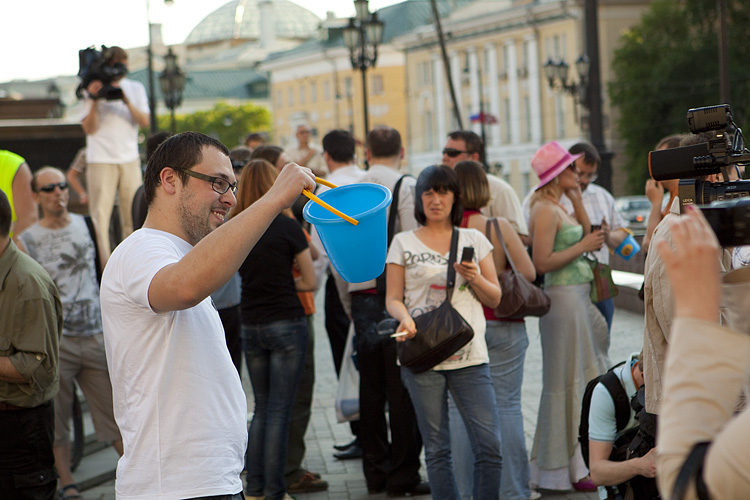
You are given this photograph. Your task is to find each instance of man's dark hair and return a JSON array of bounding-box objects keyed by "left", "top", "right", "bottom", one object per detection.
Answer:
[
  {"left": 568, "top": 142, "right": 601, "bottom": 168},
  {"left": 245, "top": 132, "right": 266, "bottom": 146},
  {"left": 322, "top": 129, "right": 356, "bottom": 163},
  {"left": 0, "top": 190, "right": 11, "bottom": 237},
  {"left": 146, "top": 131, "right": 172, "bottom": 163},
  {"left": 144, "top": 131, "right": 229, "bottom": 206},
  {"left": 414, "top": 165, "right": 463, "bottom": 226},
  {"left": 366, "top": 126, "right": 402, "bottom": 158},
  {"left": 250, "top": 145, "right": 283, "bottom": 166},
  {"left": 448, "top": 130, "right": 485, "bottom": 165}
]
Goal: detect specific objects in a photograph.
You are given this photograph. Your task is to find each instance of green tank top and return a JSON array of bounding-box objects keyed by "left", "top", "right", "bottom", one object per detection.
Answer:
[{"left": 544, "top": 223, "right": 593, "bottom": 287}]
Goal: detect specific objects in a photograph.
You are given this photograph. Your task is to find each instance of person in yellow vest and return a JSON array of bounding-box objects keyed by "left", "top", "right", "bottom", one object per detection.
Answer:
[{"left": 0, "top": 149, "right": 37, "bottom": 238}]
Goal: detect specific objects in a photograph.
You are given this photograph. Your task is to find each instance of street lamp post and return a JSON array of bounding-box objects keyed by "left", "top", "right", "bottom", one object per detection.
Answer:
[
  {"left": 159, "top": 48, "right": 186, "bottom": 134},
  {"left": 543, "top": 55, "right": 590, "bottom": 106},
  {"left": 146, "top": 0, "right": 174, "bottom": 133},
  {"left": 342, "top": 0, "right": 384, "bottom": 137}
]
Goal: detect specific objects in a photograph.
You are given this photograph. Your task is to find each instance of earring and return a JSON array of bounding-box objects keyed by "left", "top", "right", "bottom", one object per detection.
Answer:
[{"left": 553, "top": 177, "right": 560, "bottom": 185}]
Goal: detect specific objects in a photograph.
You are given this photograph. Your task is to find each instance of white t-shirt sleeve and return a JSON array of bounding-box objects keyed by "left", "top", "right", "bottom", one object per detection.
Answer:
[
  {"left": 116, "top": 236, "right": 181, "bottom": 311},
  {"left": 386, "top": 232, "right": 407, "bottom": 266},
  {"left": 589, "top": 382, "right": 618, "bottom": 442}
]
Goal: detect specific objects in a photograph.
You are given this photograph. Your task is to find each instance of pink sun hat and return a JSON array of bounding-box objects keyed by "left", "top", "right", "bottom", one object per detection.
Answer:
[{"left": 531, "top": 141, "right": 584, "bottom": 190}]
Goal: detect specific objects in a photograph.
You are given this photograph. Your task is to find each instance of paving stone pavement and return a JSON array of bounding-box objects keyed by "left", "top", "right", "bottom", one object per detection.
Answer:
[{"left": 80, "top": 292, "right": 645, "bottom": 500}]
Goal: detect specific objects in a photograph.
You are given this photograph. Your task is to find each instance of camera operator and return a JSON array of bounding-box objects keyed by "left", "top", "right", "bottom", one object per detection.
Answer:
[
  {"left": 656, "top": 206, "right": 750, "bottom": 500},
  {"left": 81, "top": 46, "right": 149, "bottom": 256},
  {"left": 641, "top": 132, "right": 736, "bottom": 417}
]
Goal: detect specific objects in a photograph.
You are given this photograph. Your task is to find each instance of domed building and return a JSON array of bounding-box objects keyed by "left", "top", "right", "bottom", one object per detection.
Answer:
[{"left": 185, "top": 0, "right": 321, "bottom": 48}]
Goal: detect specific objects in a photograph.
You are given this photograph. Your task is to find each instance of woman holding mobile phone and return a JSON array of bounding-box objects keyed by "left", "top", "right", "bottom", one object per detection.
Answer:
[
  {"left": 385, "top": 165, "right": 502, "bottom": 500},
  {"left": 527, "top": 142, "right": 609, "bottom": 492}
]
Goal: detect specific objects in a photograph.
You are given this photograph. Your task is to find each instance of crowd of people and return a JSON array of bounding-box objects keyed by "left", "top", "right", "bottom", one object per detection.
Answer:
[{"left": 2, "top": 45, "right": 747, "bottom": 500}]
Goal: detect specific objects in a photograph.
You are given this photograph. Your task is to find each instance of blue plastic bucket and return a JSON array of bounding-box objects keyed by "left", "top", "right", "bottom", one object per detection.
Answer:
[
  {"left": 304, "top": 183, "right": 392, "bottom": 283},
  {"left": 615, "top": 232, "right": 641, "bottom": 261}
]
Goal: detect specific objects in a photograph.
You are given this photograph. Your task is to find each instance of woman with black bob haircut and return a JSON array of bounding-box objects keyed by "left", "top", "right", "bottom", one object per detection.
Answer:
[
  {"left": 411, "top": 164, "right": 465, "bottom": 226},
  {"left": 385, "top": 164, "right": 503, "bottom": 500}
]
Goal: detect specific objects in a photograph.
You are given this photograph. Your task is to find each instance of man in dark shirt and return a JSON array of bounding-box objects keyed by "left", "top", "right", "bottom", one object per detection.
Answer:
[{"left": 0, "top": 189, "right": 63, "bottom": 499}]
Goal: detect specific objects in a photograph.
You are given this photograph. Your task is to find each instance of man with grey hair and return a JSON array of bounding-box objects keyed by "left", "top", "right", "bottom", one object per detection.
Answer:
[{"left": 286, "top": 124, "right": 327, "bottom": 177}]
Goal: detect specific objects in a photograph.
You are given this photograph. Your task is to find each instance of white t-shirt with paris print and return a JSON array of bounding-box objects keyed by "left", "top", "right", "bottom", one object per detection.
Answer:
[{"left": 386, "top": 227, "right": 493, "bottom": 371}]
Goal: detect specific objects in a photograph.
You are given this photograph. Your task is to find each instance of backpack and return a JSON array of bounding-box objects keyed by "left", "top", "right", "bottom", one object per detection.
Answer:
[{"left": 579, "top": 361, "right": 630, "bottom": 469}]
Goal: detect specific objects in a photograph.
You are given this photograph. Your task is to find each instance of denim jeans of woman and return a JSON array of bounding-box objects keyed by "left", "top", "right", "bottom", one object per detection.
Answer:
[
  {"left": 242, "top": 318, "right": 307, "bottom": 500},
  {"left": 449, "top": 321, "right": 531, "bottom": 500},
  {"left": 401, "top": 363, "right": 502, "bottom": 500}
]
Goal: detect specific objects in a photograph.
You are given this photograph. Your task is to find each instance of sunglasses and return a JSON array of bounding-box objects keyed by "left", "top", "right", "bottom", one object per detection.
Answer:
[
  {"left": 38, "top": 182, "right": 68, "bottom": 193},
  {"left": 442, "top": 148, "right": 469, "bottom": 158}
]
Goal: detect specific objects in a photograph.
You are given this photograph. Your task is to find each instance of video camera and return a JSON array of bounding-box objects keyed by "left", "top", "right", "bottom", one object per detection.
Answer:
[
  {"left": 75, "top": 46, "right": 127, "bottom": 100},
  {"left": 648, "top": 104, "right": 750, "bottom": 246}
]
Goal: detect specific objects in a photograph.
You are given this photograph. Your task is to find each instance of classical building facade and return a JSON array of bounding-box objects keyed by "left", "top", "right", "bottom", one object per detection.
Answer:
[{"left": 397, "top": 0, "right": 650, "bottom": 197}]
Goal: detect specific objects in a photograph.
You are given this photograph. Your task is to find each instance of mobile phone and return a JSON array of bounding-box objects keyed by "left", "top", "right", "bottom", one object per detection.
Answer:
[
  {"left": 461, "top": 246, "right": 475, "bottom": 263},
  {"left": 591, "top": 225, "right": 602, "bottom": 232}
]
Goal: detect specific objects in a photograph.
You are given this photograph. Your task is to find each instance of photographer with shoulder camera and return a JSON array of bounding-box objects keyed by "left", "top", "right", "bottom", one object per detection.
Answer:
[
  {"left": 642, "top": 132, "right": 736, "bottom": 418},
  {"left": 81, "top": 46, "right": 149, "bottom": 257},
  {"left": 656, "top": 206, "right": 750, "bottom": 500}
]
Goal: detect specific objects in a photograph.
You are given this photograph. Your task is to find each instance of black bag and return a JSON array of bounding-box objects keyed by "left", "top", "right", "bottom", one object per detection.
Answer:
[
  {"left": 396, "top": 229, "right": 474, "bottom": 373},
  {"left": 486, "top": 218, "right": 551, "bottom": 319}
]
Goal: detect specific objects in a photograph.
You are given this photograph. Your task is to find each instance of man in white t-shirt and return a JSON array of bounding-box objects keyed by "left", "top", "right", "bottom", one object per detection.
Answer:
[
  {"left": 81, "top": 46, "right": 150, "bottom": 256},
  {"left": 99, "top": 131, "right": 315, "bottom": 499}
]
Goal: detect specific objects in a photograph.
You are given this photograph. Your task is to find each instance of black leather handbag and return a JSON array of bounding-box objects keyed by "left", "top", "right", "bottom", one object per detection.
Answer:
[{"left": 397, "top": 229, "right": 475, "bottom": 373}]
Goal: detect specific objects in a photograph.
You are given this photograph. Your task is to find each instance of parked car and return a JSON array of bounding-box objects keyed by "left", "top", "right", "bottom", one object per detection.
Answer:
[{"left": 615, "top": 195, "right": 651, "bottom": 233}]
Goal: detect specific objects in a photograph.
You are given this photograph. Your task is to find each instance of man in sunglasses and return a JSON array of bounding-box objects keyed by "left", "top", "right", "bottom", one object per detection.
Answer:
[
  {"left": 441, "top": 131, "right": 528, "bottom": 242},
  {"left": 99, "top": 132, "right": 315, "bottom": 500},
  {"left": 20, "top": 167, "right": 123, "bottom": 500}
]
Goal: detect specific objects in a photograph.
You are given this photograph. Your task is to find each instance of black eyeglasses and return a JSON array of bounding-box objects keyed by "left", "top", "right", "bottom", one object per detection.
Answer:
[
  {"left": 442, "top": 148, "right": 468, "bottom": 158},
  {"left": 181, "top": 169, "right": 237, "bottom": 195},
  {"left": 38, "top": 182, "right": 68, "bottom": 193}
]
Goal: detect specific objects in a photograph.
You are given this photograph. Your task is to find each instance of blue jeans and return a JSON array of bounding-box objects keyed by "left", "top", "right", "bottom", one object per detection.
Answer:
[
  {"left": 450, "top": 321, "right": 531, "bottom": 500},
  {"left": 242, "top": 318, "right": 307, "bottom": 500},
  {"left": 401, "top": 363, "right": 502, "bottom": 500},
  {"left": 595, "top": 297, "right": 614, "bottom": 332}
]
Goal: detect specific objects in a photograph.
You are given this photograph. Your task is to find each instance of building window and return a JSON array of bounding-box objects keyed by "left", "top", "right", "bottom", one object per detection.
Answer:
[
  {"left": 425, "top": 109, "right": 433, "bottom": 151},
  {"left": 276, "top": 89, "right": 283, "bottom": 108},
  {"left": 311, "top": 82, "right": 318, "bottom": 103},
  {"left": 299, "top": 85, "right": 306, "bottom": 105},
  {"left": 324, "top": 80, "right": 331, "bottom": 101},
  {"left": 371, "top": 74, "right": 384, "bottom": 96},
  {"left": 344, "top": 77, "right": 352, "bottom": 98},
  {"left": 288, "top": 87, "right": 294, "bottom": 107}
]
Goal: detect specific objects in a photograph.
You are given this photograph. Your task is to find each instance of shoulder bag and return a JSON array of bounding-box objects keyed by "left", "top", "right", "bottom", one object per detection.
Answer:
[
  {"left": 487, "top": 218, "right": 551, "bottom": 319},
  {"left": 396, "top": 228, "right": 474, "bottom": 373},
  {"left": 585, "top": 253, "right": 619, "bottom": 303}
]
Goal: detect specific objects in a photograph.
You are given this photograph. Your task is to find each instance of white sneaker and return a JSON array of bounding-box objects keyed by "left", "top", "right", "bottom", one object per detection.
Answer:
[{"left": 528, "top": 490, "right": 542, "bottom": 500}]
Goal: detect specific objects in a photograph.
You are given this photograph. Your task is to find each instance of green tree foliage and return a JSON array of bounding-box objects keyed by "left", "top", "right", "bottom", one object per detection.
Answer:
[
  {"left": 157, "top": 101, "right": 271, "bottom": 148},
  {"left": 609, "top": 0, "right": 750, "bottom": 193}
]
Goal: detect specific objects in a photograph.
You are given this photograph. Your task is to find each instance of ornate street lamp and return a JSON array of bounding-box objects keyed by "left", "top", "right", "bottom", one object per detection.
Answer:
[
  {"left": 159, "top": 48, "right": 186, "bottom": 134},
  {"left": 342, "top": 0, "right": 384, "bottom": 136},
  {"left": 146, "top": 0, "right": 174, "bottom": 133},
  {"left": 543, "top": 54, "right": 589, "bottom": 106}
]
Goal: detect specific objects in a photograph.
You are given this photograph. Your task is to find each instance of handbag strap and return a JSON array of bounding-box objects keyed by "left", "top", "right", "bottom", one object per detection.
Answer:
[
  {"left": 376, "top": 175, "right": 409, "bottom": 296},
  {"left": 486, "top": 218, "right": 518, "bottom": 274},
  {"left": 445, "top": 228, "right": 459, "bottom": 301}
]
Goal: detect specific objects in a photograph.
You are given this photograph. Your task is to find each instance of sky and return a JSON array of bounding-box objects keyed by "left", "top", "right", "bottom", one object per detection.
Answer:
[{"left": 1, "top": 0, "right": 401, "bottom": 83}]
